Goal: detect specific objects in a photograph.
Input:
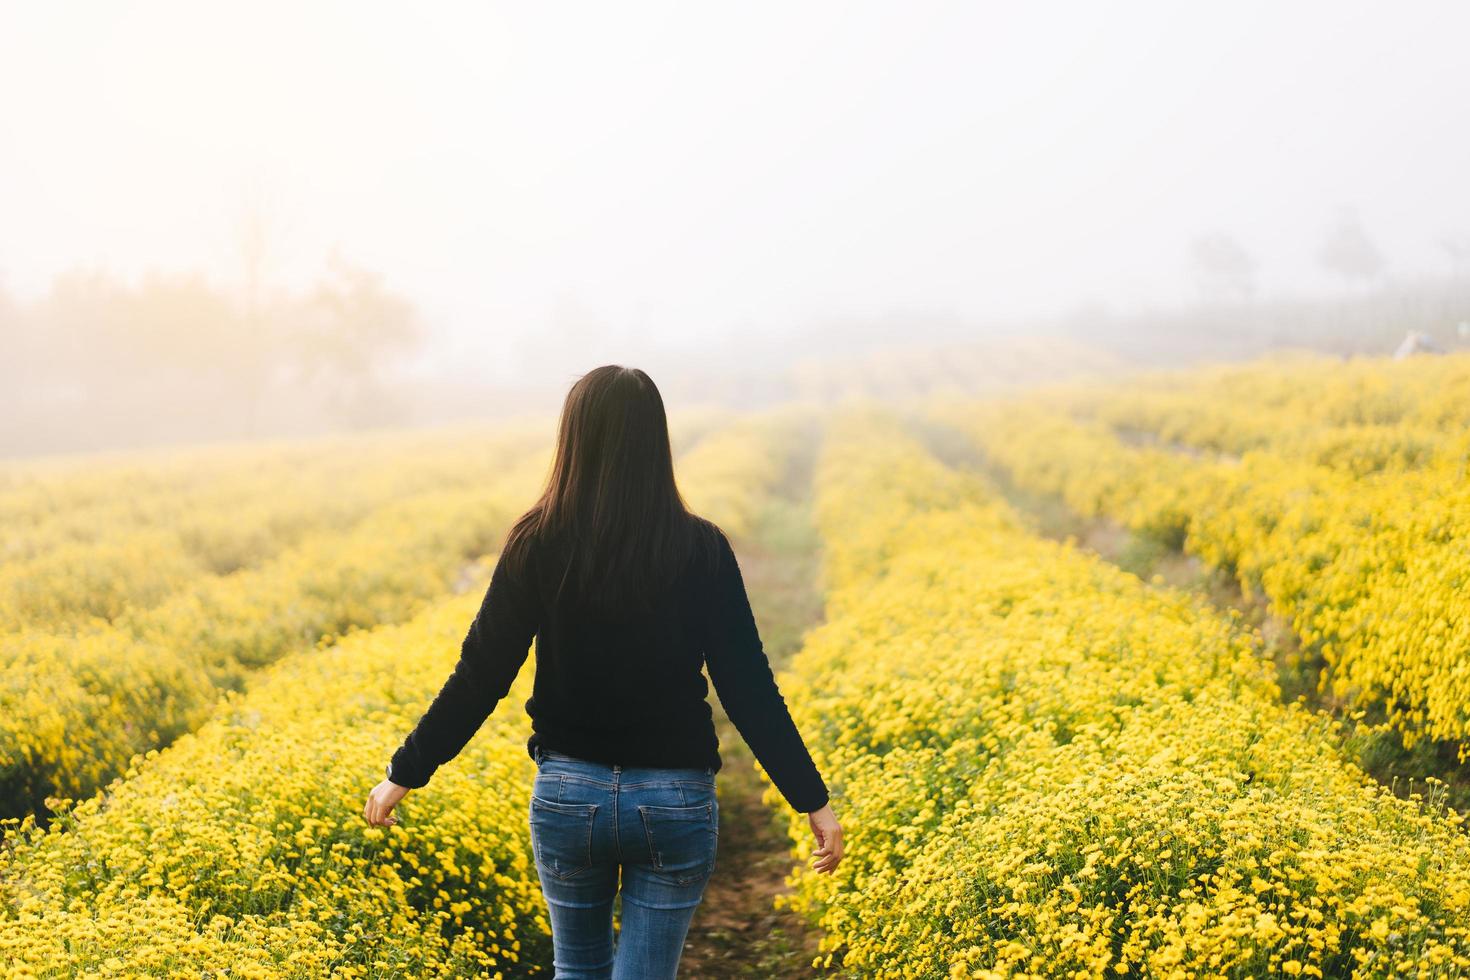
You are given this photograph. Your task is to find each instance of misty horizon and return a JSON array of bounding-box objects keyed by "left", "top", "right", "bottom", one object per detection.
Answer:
[{"left": 4, "top": 0, "right": 1470, "bottom": 457}]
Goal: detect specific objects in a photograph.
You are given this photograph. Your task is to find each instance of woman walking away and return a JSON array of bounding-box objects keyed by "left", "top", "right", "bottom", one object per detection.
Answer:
[{"left": 363, "top": 365, "right": 844, "bottom": 979}]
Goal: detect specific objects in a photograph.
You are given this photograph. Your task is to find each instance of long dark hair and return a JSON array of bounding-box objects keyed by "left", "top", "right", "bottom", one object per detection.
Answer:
[{"left": 500, "top": 365, "right": 719, "bottom": 619}]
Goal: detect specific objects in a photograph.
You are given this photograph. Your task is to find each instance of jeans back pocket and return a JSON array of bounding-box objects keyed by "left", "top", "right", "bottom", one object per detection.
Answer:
[
  {"left": 530, "top": 796, "right": 598, "bottom": 879},
  {"left": 638, "top": 800, "right": 716, "bottom": 886}
]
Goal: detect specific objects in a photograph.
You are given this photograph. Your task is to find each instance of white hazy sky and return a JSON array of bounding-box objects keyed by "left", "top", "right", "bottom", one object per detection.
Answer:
[{"left": 3, "top": 0, "right": 1468, "bottom": 378}]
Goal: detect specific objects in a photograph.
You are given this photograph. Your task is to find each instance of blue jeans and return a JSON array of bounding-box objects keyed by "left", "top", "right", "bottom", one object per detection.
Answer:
[{"left": 528, "top": 745, "right": 720, "bottom": 979}]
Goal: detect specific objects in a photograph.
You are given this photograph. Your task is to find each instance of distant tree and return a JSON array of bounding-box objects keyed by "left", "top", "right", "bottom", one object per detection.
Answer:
[
  {"left": 0, "top": 244, "right": 427, "bottom": 456},
  {"left": 126, "top": 270, "right": 251, "bottom": 379},
  {"left": 26, "top": 265, "right": 262, "bottom": 448},
  {"left": 295, "top": 249, "right": 423, "bottom": 429},
  {"left": 1319, "top": 207, "right": 1385, "bottom": 286},
  {"left": 1189, "top": 231, "right": 1256, "bottom": 302}
]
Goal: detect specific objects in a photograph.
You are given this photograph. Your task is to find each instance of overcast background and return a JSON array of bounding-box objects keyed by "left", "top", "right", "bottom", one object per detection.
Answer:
[{"left": 3, "top": 1, "right": 1468, "bottom": 455}]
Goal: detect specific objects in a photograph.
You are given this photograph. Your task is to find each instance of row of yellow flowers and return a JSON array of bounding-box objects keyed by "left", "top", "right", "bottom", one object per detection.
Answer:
[
  {"left": 0, "top": 408, "right": 735, "bottom": 632},
  {"left": 0, "top": 422, "right": 559, "bottom": 630},
  {"left": 930, "top": 381, "right": 1470, "bottom": 755},
  {"left": 0, "top": 410, "right": 733, "bottom": 533},
  {"left": 1047, "top": 351, "right": 1470, "bottom": 476},
  {"left": 0, "top": 408, "right": 807, "bottom": 978},
  {"left": 672, "top": 403, "right": 818, "bottom": 541},
  {"left": 763, "top": 405, "right": 1470, "bottom": 978}
]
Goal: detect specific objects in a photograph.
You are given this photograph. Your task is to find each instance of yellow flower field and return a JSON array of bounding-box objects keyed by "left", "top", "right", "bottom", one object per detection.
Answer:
[
  {"left": 0, "top": 409, "right": 807, "bottom": 978},
  {"left": 0, "top": 431, "right": 553, "bottom": 818},
  {"left": 760, "top": 406, "right": 1470, "bottom": 978},
  {"left": 925, "top": 354, "right": 1470, "bottom": 755},
  {"left": 6, "top": 379, "right": 1469, "bottom": 978},
  {"left": 0, "top": 425, "right": 550, "bottom": 632},
  {"left": 0, "top": 407, "right": 746, "bottom": 820},
  {"left": 1051, "top": 351, "right": 1470, "bottom": 469}
]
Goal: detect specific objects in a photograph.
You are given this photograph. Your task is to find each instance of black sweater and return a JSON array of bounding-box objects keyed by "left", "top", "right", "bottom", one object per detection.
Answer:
[{"left": 387, "top": 522, "right": 830, "bottom": 813}]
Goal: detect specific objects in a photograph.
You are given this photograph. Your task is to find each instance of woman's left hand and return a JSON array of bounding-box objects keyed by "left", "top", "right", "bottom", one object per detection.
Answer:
[{"left": 364, "top": 778, "right": 409, "bottom": 828}]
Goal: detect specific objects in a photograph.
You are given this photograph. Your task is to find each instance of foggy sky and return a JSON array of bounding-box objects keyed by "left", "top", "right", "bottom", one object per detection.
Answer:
[{"left": 3, "top": 0, "right": 1468, "bottom": 387}]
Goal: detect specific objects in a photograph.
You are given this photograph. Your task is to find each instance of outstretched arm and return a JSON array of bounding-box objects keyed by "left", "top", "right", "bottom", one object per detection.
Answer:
[
  {"left": 387, "top": 547, "right": 539, "bottom": 789},
  {"left": 702, "top": 528, "right": 830, "bottom": 814}
]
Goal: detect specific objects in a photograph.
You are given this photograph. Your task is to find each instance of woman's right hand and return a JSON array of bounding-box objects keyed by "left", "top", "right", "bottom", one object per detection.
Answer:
[
  {"left": 363, "top": 778, "right": 409, "bottom": 828},
  {"left": 807, "top": 802, "right": 844, "bottom": 874}
]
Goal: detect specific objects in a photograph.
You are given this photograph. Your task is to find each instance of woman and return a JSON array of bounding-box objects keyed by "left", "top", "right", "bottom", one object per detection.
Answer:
[{"left": 363, "top": 365, "right": 843, "bottom": 979}]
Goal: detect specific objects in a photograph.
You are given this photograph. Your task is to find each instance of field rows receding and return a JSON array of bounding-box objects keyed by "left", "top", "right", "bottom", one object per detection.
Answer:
[
  {"left": 1, "top": 434, "right": 554, "bottom": 820},
  {"left": 917, "top": 356, "right": 1470, "bottom": 811},
  {"left": 7, "top": 371, "right": 1470, "bottom": 978},
  {"left": 0, "top": 409, "right": 740, "bottom": 823},
  {"left": 0, "top": 407, "right": 822, "bottom": 978},
  {"left": 759, "top": 404, "right": 1470, "bottom": 978}
]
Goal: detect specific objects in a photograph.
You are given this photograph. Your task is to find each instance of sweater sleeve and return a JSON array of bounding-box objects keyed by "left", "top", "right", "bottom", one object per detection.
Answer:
[
  {"left": 388, "top": 545, "right": 538, "bottom": 789},
  {"left": 702, "top": 529, "right": 830, "bottom": 813}
]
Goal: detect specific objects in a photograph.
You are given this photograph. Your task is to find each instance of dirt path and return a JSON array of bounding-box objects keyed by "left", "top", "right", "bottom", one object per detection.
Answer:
[{"left": 676, "top": 423, "right": 828, "bottom": 978}]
